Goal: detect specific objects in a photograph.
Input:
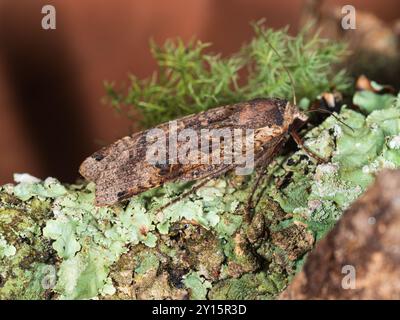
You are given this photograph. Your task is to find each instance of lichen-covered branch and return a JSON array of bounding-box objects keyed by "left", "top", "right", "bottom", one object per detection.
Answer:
[
  {"left": 280, "top": 169, "right": 400, "bottom": 299},
  {"left": 1, "top": 88, "right": 400, "bottom": 300}
]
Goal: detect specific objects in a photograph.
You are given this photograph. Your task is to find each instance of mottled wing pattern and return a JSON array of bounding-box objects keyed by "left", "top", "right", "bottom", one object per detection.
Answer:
[{"left": 79, "top": 98, "right": 297, "bottom": 206}]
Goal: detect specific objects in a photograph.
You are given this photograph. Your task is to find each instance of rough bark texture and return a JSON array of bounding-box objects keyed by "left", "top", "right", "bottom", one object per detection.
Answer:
[
  {"left": 1, "top": 86, "right": 399, "bottom": 299},
  {"left": 281, "top": 169, "right": 400, "bottom": 299}
]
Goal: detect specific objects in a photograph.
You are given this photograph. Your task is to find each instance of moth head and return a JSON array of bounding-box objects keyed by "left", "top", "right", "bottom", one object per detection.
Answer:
[
  {"left": 283, "top": 101, "right": 308, "bottom": 130},
  {"left": 292, "top": 104, "right": 308, "bottom": 123}
]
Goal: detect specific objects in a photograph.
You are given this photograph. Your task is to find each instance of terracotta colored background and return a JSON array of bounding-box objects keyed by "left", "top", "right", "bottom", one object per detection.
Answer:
[{"left": 0, "top": 0, "right": 399, "bottom": 184}]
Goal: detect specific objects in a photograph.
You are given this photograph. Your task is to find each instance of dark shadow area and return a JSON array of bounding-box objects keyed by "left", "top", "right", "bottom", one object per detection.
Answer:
[{"left": 0, "top": 1, "right": 92, "bottom": 182}]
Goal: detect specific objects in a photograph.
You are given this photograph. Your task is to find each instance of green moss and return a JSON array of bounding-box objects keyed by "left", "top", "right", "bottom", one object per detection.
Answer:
[
  {"left": 1, "top": 84, "right": 399, "bottom": 300},
  {"left": 106, "top": 21, "right": 350, "bottom": 128}
]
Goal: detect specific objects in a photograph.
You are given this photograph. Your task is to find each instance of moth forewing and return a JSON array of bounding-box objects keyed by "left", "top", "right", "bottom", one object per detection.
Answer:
[{"left": 79, "top": 98, "right": 307, "bottom": 206}]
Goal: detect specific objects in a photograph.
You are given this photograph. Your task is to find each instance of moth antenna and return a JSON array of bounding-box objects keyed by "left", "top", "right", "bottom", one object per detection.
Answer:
[
  {"left": 265, "top": 37, "right": 297, "bottom": 105},
  {"left": 305, "top": 108, "right": 354, "bottom": 132}
]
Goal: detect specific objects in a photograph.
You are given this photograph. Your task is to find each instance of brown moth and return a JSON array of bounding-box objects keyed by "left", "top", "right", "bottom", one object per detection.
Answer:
[{"left": 79, "top": 98, "right": 308, "bottom": 206}]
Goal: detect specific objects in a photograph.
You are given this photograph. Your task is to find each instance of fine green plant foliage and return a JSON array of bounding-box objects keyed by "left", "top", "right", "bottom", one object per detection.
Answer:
[
  {"left": 2, "top": 85, "right": 399, "bottom": 300},
  {"left": 105, "top": 20, "right": 351, "bottom": 128}
]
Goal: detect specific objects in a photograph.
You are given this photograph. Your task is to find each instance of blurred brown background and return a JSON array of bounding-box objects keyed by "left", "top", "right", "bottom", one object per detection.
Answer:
[{"left": 0, "top": 0, "right": 399, "bottom": 184}]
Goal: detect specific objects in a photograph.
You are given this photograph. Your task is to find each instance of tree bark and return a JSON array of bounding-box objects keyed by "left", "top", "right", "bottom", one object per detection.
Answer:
[{"left": 281, "top": 169, "right": 400, "bottom": 299}]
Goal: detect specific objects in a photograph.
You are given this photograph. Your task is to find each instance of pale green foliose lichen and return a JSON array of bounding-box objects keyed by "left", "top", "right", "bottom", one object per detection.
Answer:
[
  {"left": 1, "top": 86, "right": 399, "bottom": 300},
  {"left": 264, "top": 90, "right": 400, "bottom": 240},
  {"left": 0, "top": 234, "right": 16, "bottom": 258},
  {"left": 183, "top": 272, "right": 212, "bottom": 300}
]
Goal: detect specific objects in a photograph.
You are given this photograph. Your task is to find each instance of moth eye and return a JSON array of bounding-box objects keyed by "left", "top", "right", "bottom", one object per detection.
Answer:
[{"left": 92, "top": 153, "right": 105, "bottom": 161}]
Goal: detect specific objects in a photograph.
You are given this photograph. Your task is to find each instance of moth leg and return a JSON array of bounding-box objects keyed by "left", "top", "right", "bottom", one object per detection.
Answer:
[
  {"left": 290, "top": 130, "right": 328, "bottom": 163},
  {"left": 244, "top": 139, "right": 285, "bottom": 222},
  {"left": 156, "top": 164, "right": 233, "bottom": 219},
  {"left": 155, "top": 178, "right": 211, "bottom": 218},
  {"left": 244, "top": 170, "right": 265, "bottom": 222}
]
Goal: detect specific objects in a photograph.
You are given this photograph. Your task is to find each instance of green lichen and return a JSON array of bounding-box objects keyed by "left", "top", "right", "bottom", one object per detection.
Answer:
[
  {"left": 183, "top": 272, "right": 212, "bottom": 300},
  {"left": 208, "top": 272, "right": 280, "bottom": 300},
  {"left": 0, "top": 234, "right": 16, "bottom": 258},
  {"left": 264, "top": 88, "right": 400, "bottom": 241},
  {"left": 353, "top": 90, "right": 396, "bottom": 114},
  {"left": 1, "top": 84, "right": 399, "bottom": 300},
  {"left": 13, "top": 176, "right": 67, "bottom": 201},
  {"left": 0, "top": 190, "right": 55, "bottom": 299}
]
